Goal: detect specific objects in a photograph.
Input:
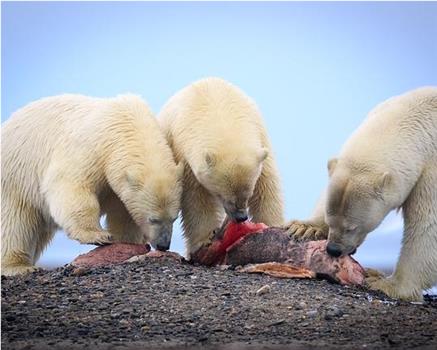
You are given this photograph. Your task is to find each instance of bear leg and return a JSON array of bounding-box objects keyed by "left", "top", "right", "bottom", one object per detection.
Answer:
[
  {"left": 181, "top": 169, "right": 225, "bottom": 257},
  {"left": 1, "top": 198, "right": 42, "bottom": 275},
  {"left": 45, "top": 183, "right": 112, "bottom": 245},
  {"left": 249, "top": 156, "right": 285, "bottom": 226},
  {"left": 367, "top": 166, "right": 437, "bottom": 301},
  {"left": 102, "top": 194, "right": 144, "bottom": 244}
]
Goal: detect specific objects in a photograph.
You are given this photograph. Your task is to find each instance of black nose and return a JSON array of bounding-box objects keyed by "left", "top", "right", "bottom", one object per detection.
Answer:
[
  {"left": 234, "top": 212, "right": 248, "bottom": 223},
  {"left": 326, "top": 242, "right": 343, "bottom": 258},
  {"left": 156, "top": 244, "right": 170, "bottom": 252}
]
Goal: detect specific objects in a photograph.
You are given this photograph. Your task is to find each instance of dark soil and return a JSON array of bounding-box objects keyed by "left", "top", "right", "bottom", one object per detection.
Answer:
[{"left": 2, "top": 256, "right": 437, "bottom": 350}]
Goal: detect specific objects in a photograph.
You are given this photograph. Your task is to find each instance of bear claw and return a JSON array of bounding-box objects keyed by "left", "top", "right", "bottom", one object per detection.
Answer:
[
  {"left": 72, "top": 230, "right": 113, "bottom": 246},
  {"left": 283, "top": 220, "right": 328, "bottom": 241}
]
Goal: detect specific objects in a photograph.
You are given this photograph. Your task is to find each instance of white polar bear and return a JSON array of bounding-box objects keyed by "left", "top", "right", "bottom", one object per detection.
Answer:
[
  {"left": 158, "top": 77, "right": 285, "bottom": 257},
  {"left": 285, "top": 87, "right": 437, "bottom": 301},
  {"left": 1, "top": 94, "right": 182, "bottom": 276}
]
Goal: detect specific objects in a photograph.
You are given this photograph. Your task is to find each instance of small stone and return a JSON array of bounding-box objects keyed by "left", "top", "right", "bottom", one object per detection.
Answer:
[
  {"left": 5, "top": 315, "right": 15, "bottom": 322},
  {"left": 307, "top": 310, "right": 318, "bottom": 318},
  {"left": 256, "top": 285, "right": 271, "bottom": 296},
  {"left": 121, "top": 307, "right": 134, "bottom": 314},
  {"left": 72, "top": 267, "right": 88, "bottom": 276},
  {"left": 228, "top": 308, "right": 238, "bottom": 316},
  {"left": 90, "top": 292, "right": 104, "bottom": 299},
  {"left": 298, "top": 301, "right": 307, "bottom": 309},
  {"left": 269, "top": 319, "right": 285, "bottom": 326},
  {"left": 325, "top": 306, "right": 344, "bottom": 320}
]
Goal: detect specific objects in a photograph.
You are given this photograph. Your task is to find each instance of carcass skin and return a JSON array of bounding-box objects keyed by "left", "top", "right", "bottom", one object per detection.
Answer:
[
  {"left": 71, "top": 243, "right": 151, "bottom": 268},
  {"left": 239, "top": 262, "right": 316, "bottom": 279},
  {"left": 226, "top": 228, "right": 365, "bottom": 285},
  {"left": 192, "top": 223, "right": 366, "bottom": 285}
]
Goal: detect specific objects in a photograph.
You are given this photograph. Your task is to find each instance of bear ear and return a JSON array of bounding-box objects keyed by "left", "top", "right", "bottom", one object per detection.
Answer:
[
  {"left": 257, "top": 147, "right": 269, "bottom": 163},
  {"left": 205, "top": 153, "right": 217, "bottom": 169},
  {"left": 327, "top": 158, "right": 338, "bottom": 177},
  {"left": 375, "top": 172, "right": 393, "bottom": 195}
]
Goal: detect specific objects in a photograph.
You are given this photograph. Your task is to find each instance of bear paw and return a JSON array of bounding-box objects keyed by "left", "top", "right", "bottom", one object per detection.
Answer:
[
  {"left": 365, "top": 273, "right": 423, "bottom": 302},
  {"left": 71, "top": 230, "right": 113, "bottom": 246},
  {"left": 282, "top": 220, "right": 328, "bottom": 241},
  {"left": 1, "top": 265, "right": 38, "bottom": 276}
]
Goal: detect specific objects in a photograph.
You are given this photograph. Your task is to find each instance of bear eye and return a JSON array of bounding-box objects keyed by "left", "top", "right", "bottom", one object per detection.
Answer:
[
  {"left": 149, "top": 218, "right": 161, "bottom": 225},
  {"left": 344, "top": 225, "right": 357, "bottom": 234}
]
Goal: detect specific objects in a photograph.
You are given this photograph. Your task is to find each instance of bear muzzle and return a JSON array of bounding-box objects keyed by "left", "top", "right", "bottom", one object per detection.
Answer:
[
  {"left": 227, "top": 208, "right": 249, "bottom": 223},
  {"left": 326, "top": 242, "right": 343, "bottom": 258}
]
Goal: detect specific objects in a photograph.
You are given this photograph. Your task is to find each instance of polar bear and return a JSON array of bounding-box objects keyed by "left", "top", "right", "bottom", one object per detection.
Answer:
[
  {"left": 1, "top": 94, "right": 183, "bottom": 276},
  {"left": 158, "top": 77, "right": 285, "bottom": 257},
  {"left": 284, "top": 87, "right": 437, "bottom": 301}
]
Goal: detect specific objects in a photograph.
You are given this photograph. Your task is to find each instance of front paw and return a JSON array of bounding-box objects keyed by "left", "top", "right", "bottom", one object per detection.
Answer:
[
  {"left": 72, "top": 230, "right": 113, "bottom": 246},
  {"left": 1, "top": 265, "right": 39, "bottom": 276},
  {"left": 365, "top": 274, "right": 423, "bottom": 302},
  {"left": 282, "top": 220, "right": 328, "bottom": 241}
]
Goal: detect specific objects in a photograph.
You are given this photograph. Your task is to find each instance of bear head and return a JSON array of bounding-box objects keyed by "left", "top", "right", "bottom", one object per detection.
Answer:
[
  {"left": 324, "top": 157, "right": 398, "bottom": 258},
  {"left": 193, "top": 147, "right": 268, "bottom": 223},
  {"left": 122, "top": 163, "right": 183, "bottom": 251}
]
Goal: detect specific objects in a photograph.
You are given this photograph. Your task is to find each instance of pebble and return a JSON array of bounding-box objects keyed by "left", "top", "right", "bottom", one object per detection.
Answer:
[
  {"left": 269, "top": 319, "right": 285, "bottom": 326},
  {"left": 307, "top": 310, "right": 318, "bottom": 318},
  {"left": 326, "top": 306, "right": 344, "bottom": 319},
  {"left": 72, "top": 267, "right": 88, "bottom": 277},
  {"left": 295, "top": 301, "right": 307, "bottom": 310},
  {"left": 256, "top": 284, "right": 271, "bottom": 296}
]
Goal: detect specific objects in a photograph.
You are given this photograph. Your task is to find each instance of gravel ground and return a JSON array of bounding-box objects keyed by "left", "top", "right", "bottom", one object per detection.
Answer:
[{"left": 2, "top": 256, "right": 437, "bottom": 350}]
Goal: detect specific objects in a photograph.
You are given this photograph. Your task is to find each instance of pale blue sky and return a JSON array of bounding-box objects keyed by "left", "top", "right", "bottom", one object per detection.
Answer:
[{"left": 2, "top": 1, "right": 437, "bottom": 271}]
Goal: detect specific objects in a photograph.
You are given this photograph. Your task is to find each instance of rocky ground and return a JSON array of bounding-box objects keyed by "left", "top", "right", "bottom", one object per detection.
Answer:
[{"left": 2, "top": 256, "right": 437, "bottom": 350}]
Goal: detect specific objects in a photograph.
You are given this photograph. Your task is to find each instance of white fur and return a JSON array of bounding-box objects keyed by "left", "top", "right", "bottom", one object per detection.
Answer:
[
  {"left": 285, "top": 87, "right": 437, "bottom": 301},
  {"left": 158, "top": 77, "right": 284, "bottom": 257},
  {"left": 1, "top": 94, "right": 182, "bottom": 275}
]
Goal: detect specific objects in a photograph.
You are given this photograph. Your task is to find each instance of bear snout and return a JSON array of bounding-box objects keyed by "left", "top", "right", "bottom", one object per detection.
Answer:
[
  {"left": 156, "top": 243, "right": 170, "bottom": 252},
  {"left": 326, "top": 242, "right": 343, "bottom": 258},
  {"left": 232, "top": 209, "right": 249, "bottom": 223}
]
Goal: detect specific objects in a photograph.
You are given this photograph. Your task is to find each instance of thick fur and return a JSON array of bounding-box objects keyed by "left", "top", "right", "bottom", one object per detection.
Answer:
[
  {"left": 284, "top": 87, "right": 437, "bottom": 301},
  {"left": 1, "top": 94, "right": 182, "bottom": 276},
  {"left": 158, "top": 77, "right": 284, "bottom": 257}
]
